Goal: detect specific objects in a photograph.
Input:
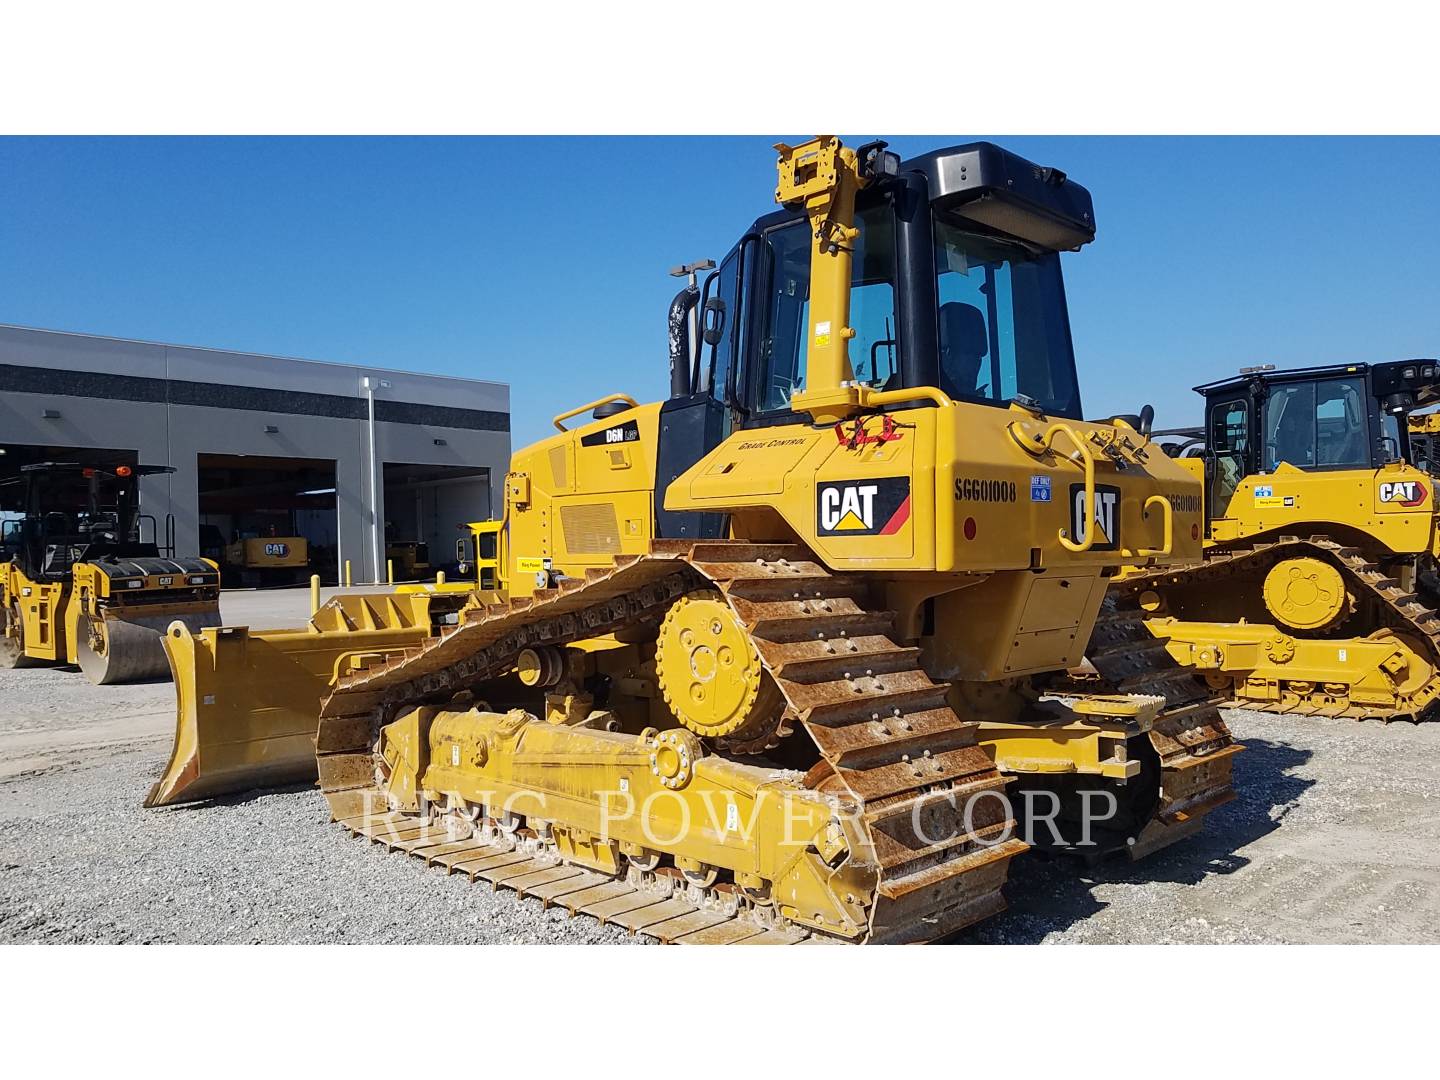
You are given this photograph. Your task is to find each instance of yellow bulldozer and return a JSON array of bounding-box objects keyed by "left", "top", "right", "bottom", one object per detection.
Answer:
[
  {"left": 1, "top": 462, "right": 221, "bottom": 684},
  {"left": 1103, "top": 359, "right": 1440, "bottom": 720},
  {"left": 147, "top": 136, "right": 1237, "bottom": 943}
]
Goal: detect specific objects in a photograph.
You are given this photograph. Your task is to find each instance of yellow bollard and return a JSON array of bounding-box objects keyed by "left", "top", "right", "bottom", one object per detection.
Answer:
[
  {"left": 387, "top": 559, "right": 394, "bottom": 585},
  {"left": 344, "top": 560, "right": 352, "bottom": 588},
  {"left": 436, "top": 570, "right": 447, "bottom": 586},
  {"left": 310, "top": 574, "right": 321, "bottom": 615}
]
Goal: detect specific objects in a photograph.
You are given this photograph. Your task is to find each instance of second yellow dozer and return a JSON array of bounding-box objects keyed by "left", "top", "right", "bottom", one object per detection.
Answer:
[
  {"left": 151, "top": 136, "right": 1236, "bottom": 943},
  {"left": 1098, "top": 359, "right": 1440, "bottom": 721}
]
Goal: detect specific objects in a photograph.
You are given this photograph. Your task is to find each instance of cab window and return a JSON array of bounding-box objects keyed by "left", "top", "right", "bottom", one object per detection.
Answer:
[
  {"left": 752, "top": 206, "right": 896, "bottom": 414},
  {"left": 934, "top": 218, "right": 1080, "bottom": 418},
  {"left": 1264, "top": 376, "right": 1369, "bottom": 470}
]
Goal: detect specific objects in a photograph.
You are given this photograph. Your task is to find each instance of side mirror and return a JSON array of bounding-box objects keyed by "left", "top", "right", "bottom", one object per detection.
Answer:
[
  {"left": 702, "top": 297, "right": 726, "bottom": 347},
  {"left": 455, "top": 538, "right": 470, "bottom": 563}
]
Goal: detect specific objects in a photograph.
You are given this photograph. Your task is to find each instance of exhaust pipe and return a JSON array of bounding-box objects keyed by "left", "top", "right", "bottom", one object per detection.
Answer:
[{"left": 667, "top": 282, "right": 700, "bottom": 398}]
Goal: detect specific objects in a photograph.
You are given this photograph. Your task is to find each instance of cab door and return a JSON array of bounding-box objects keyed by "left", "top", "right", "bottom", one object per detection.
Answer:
[
  {"left": 654, "top": 241, "right": 747, "bottom": 540},
  {"left": 1207, "top": 396, "right": 1251, "bottom": 520}
]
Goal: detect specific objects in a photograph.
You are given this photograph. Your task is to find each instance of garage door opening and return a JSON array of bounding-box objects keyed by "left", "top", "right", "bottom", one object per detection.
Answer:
[
  {"left": 381, "top": 462, "right": 491, "bottom": 582},
  {"left": 197, "top": 453, "right": 337, "bottom": 587}
]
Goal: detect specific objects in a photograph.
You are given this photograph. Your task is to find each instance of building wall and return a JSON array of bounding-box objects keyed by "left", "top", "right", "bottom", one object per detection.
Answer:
[{"left": 0, "top": 325, "right": 510, "bottom": 583}]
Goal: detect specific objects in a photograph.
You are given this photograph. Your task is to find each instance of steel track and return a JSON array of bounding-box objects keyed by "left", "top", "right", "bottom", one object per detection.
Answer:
[
  {"left": 314, "top": 541, "right": 1026, "bottom": 944},
  {"left": 1118, "top": 536, "right": 1440, "bottom": 720}
]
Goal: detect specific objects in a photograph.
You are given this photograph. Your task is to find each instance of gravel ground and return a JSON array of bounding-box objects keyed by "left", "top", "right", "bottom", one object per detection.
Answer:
[
  {"left": 960, "top": 711, "right": 1440, "bottom": 944},
  {"left": 3, "top": 586, "right": 1438, "bottom": 943}
]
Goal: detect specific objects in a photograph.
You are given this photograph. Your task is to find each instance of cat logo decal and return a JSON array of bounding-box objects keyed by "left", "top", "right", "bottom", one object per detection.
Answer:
[{"left": 817, "top": 477, "right": 911, "bottom": 536}]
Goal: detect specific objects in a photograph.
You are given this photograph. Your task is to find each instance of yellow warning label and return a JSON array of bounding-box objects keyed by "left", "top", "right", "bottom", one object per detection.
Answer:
[
  {"left": 1254, "top": 496, "right": 1286, "bottom": 509},
  {"left": 516, "top": 556, "right": 546, "bottom": 573}
]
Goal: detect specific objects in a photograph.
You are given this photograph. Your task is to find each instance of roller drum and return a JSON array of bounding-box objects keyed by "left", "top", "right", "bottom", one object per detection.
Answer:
[{"left": 77, "top": 610, "right": 222, "bottom": 685}]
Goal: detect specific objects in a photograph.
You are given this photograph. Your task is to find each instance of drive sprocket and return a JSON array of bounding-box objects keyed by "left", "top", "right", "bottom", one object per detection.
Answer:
[{"left": 654, "top": 589, "right": 781, "bottom": 743}]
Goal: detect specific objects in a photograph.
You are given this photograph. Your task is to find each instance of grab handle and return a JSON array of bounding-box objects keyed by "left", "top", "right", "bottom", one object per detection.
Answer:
[
  {"left": 1015, "top": 421, "right": 1099, "bottom": 553},
  {"left": 1131, "top": 494, "right": 1174, "bottom": 557},
  {"left": 553, "top": 394, "right": 639, "bottom": 432}
]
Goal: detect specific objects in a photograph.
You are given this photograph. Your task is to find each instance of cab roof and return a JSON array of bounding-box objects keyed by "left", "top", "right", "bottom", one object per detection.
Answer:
[
  {"left": 748, "top": 141, "right": 1096, "bottom": 252},
  {"left": 1195, "top": 359, "right": 1440, "bottom": 399}
]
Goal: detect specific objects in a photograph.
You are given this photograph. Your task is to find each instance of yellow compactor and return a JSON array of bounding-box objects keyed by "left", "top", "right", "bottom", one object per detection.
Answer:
[
  {"left": 1, "top": 462, "right": 220, "bottom": 684},
  {"left": 149, "top": 137, "right": 1237, "bottom": 943},
  {"left": 1099, "top": 360, "right": 1440, "bottom": 720}
]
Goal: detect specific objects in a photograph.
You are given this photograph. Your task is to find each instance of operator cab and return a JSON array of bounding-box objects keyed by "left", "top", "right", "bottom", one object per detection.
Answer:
[
  {"left": 656, "top": 141, "right": 1095, "bottom": 537},
  {"left": 0, "top": 463, "right": 174, "bottom": 582},
  {"left": 1195, "top": 360, "right": 1440, "bottom": 517}
]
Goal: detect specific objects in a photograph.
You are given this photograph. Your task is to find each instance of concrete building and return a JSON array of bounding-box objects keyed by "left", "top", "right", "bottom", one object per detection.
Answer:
[{"left": 0, "top": 324, "right": 509, "bottom": 584}]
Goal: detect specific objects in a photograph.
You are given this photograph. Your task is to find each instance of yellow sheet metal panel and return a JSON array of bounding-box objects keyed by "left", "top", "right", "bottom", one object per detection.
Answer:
[
  {"left": 506, "top": 401, "right": 662, "bottom": 596},
  {"left": 2, "top": 566, "right": 67, "bottom": 663},
  {"left": 666, "top": 400, "right": 1203, "bottom": 578},
  {"left": 1209, "top": 461, "right": 1434, "bottom": 555}
]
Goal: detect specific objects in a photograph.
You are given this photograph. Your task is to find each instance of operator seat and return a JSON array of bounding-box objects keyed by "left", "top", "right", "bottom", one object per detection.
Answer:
[{"left": 938, "top": 301, "right": 989, "bottom": 399}]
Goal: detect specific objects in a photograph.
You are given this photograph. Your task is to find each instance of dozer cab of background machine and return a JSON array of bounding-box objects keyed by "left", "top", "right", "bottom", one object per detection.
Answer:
[
  {"left": 153, "top": 137, "right": 1235, "bottom": 943},
  {"left": 1114, "top": 358, "right": 1440, "bottom": 719},
  {"left": 1406, "top": 407, "right": 1440, "bottom": 477},
  {"left": 0, "top": 462, "right": 221, "bottom": 684}
]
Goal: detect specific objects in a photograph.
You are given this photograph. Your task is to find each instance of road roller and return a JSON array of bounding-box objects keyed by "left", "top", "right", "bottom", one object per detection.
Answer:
[{"left": 1, "top": 461, "right": 220, "bottom": 684}]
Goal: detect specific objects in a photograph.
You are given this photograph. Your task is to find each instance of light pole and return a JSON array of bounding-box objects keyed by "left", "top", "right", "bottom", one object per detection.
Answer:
[
  {"left": 362, "top": 375, "right": 392, "bottom": 585},
  {"left": 669, "top": 259, "right": 714, "bottom": 383}
]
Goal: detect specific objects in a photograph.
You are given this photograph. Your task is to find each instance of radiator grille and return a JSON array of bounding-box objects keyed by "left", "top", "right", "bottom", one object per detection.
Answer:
[{"left": 560, "top": 503, "right": 622, "bottom": 555}]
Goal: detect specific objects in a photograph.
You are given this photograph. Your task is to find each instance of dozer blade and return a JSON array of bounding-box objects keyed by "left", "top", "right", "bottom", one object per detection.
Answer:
[
  {"left": 77, "top": 608, "right": 221, "bottom": 685},
  {"left": 145, "top": 593, "right": 445, "bottom": 807}
]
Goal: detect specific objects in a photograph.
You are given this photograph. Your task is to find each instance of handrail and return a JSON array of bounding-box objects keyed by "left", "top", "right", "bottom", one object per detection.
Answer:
[
  {"left": 862, "top": 384, "right": 955, "bottom": 410},
  {"left": 552, "top": 394, "right": 639, "bottom": 432},
  {"left": 1131, "top": 494, "right": 1174, "bottom": 558},
  {"left": 1013, "top": 421, "right": 1099, "bottom": 552}
]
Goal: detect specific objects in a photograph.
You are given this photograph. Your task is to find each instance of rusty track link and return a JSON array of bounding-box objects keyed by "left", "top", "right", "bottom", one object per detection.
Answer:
[
  {"left": 1061, "top": 597, "right": 1241, "bottom": 857},
  {"left": 314, "top": 541, "right": 1026, "bottom": 944},
  {"left": 1118, "top": 535, "right": 1440, "bottom": 720}
]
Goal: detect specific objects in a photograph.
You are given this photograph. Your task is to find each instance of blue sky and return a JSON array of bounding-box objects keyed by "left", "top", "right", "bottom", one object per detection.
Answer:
[{"left": 2, "top": 136, "right": 1437, "bottom": 445}]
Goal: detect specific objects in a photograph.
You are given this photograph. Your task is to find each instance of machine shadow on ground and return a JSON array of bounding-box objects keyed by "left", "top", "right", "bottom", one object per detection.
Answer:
[
  {"left": 949, "top": 737, "right": 1315, "bottom": 943},
  {"left": 144, "top": 779, "right": 320, "bottom": 813}
]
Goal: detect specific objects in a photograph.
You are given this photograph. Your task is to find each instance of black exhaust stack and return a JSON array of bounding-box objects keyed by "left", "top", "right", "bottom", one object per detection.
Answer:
[{"left": 668, "top": 283, "right": 700, "bottom": 399}]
